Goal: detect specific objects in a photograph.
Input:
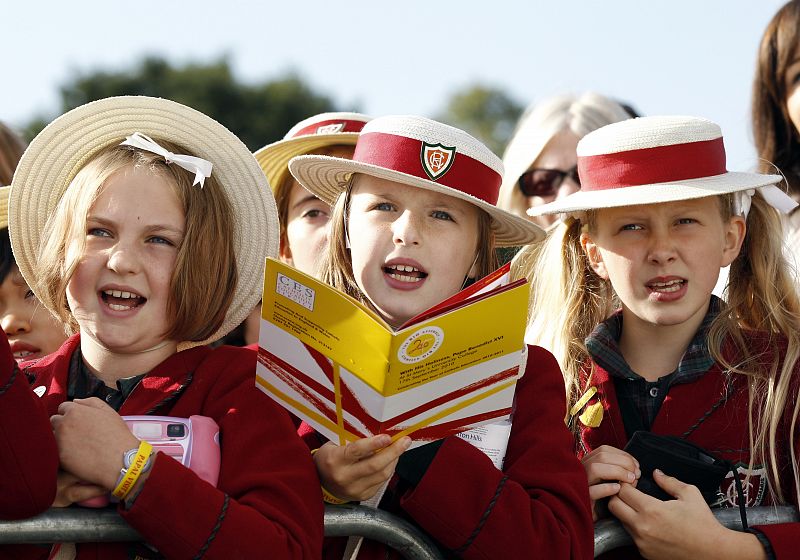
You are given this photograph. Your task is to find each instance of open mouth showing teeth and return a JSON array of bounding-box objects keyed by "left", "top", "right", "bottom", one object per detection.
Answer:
[
  {"left": 647, "top": 279, "right": 686, "bottom": 293},
  {"left": 384, "top": 264, "right": 428, "bottom": 283},
  {"left": 100, "top": 289, "right": 146, "bottom": 311},
  {"left": 13, "top": 350, "right": 35, "bottom": 360}
]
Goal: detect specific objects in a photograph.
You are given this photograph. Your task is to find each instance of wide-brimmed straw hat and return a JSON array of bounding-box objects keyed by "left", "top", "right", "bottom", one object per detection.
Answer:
[
  {"left": 289, "top": 115, "right": 545, "bottom": 246},
  {"left": 254, "top": 112, "right": 371, "bottom": 192},
  {"left": 10, "top": 96, "right": 279, "bottom": 347},
  {"left": 528, "top": 116, "right": 784, "bottom": 216}
]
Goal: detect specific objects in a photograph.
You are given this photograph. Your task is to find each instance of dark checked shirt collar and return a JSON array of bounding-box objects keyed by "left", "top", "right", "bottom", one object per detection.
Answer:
[
  {"left": 66, "top": 347, "right": 145, "bottom": 412},
  {"left": 585, "top": 296, "right": 720, "bottom": 428}
]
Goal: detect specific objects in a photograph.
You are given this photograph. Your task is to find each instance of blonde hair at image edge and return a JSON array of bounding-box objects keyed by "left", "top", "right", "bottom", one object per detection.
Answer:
[
  {"left": 497, "top": 92, "right": 631, "bottom": 219},
  {"left": 35, "top": 142, "right": 238, "bottom": 343},
  {"left": 319, "top": 174, "right": 498, "bottom": 306},
  {"left": 524, "top": 192, "right": 800, "bottom": 507}
]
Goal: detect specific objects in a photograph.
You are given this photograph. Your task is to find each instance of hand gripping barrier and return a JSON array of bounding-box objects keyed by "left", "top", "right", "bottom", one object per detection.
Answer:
[
  {"left": 0, "top": 505, "right": 445, "bottom": 560},
  {"left": 593, "top": 506, "right": 800, "bottom": 557}
]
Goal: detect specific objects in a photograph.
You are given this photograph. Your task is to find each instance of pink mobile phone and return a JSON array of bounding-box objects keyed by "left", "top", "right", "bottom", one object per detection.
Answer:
[{"left": 79, "top": 415, "right": 220, "bottom": 507}]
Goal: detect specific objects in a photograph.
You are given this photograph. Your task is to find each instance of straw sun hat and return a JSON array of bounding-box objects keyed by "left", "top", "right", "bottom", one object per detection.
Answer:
[
  {"left": 528, "top": 115, "right": 785, "bottom": 216},
  {"left": 9, "top": 96, "right": 279, "bottom": 347},
  {"left": 289, "top": 115, "right": 545, "bottom": 247},
  {"left": 254, "top": 112, "right": 371, "bottom": 191}
]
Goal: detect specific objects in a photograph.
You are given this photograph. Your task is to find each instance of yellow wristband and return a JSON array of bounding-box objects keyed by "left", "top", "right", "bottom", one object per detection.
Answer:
[
  {"left": 111, "top": 441, "right": 153, "bottom": 500},
  {"left": 321, "top": 485, "right": 349, "bottom": 505},
  {"left": 310, "top": 448, "right": 349, "bottom": 504}
]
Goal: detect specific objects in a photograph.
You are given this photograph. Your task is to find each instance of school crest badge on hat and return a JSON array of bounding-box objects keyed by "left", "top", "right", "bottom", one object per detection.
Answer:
[
  {"left": 421, "top": 142, "right": 455, "bottom": 181},
  {"left": 317, "top": 123, "right": 345, "bottom": 134},
  {"left": 289, "top": 114, "right": 545, "bottom": 246}
]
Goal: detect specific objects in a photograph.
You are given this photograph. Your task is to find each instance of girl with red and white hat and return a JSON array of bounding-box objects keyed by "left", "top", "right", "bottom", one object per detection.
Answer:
[
  {"left": 215, "top": 113, "right": 372, "bottom": 347},
  {"left": 255, "top": 112, "right": 371, "bottom": 277},
  {"left": 527, "top": 115, "right": 800, "bottom": 559},
  {"left": 289, "top": 115, "right": 594, "bottom": 559}
]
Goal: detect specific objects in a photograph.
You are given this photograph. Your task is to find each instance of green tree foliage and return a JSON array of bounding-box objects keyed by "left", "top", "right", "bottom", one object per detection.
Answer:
[
  {"left": 436, "top": 84, "right": 524, "bottom": 156},
  {"left": 22, "top": 56, "right": 340, "bottom": 151}
]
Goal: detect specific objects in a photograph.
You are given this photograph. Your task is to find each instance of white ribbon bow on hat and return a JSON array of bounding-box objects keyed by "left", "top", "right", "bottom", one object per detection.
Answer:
[
  {"left": 734, "top": 185, "right": 798, "bottom": 219},
  {"left": 120, "top": 132, "right": 213, "bottom": 188}
]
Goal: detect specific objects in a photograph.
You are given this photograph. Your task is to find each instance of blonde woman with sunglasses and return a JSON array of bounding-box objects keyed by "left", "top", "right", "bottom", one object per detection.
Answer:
[{"left": 498, "top": 92, "right": 635, "bottom": 230}]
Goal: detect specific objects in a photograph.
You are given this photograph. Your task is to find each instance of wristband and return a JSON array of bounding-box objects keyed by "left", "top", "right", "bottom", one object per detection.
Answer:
[
  {"left": 111, "top": 441, "right": 153, "bottom": 500},
  {"left": 310, "top": 448, "right": 349, "bottom": 504},
  {"left": 321, "top": 485, "right": 349, "bottom": 505}
]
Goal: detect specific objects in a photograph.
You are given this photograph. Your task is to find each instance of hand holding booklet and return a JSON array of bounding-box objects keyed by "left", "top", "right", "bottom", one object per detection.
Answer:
[{"left": 255, "top": 258, "right": 529, "bottom": 448}]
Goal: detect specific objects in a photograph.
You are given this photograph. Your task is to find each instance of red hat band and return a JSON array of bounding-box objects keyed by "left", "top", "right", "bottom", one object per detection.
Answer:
[
  {"left": 352, "top": 131, "right": 501, "bottom": 205},
  {"left": 578, "top": 137, "right": 727, "bottom": 191},
  {"left": 291, "top": 119, "right": 368, "bottom": 138}
]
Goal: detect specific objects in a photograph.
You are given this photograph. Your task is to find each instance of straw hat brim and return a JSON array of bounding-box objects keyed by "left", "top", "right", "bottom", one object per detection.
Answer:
[
  {"left": 289, "top": 155, "right": 545, "bottom": 247},
  {"left": 527, "top": 171, "right": 783, "bottom": 216},
  {"left": 254, "top": 133, "right": 360, "bottom": 194},
  {"left": 9, "top": 96, "right": 279, "bottom": 348}
]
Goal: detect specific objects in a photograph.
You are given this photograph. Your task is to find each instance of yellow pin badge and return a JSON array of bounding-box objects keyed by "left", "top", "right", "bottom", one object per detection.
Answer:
[{"left": 570, "top": 386, "right": 603, "bottom": 428}]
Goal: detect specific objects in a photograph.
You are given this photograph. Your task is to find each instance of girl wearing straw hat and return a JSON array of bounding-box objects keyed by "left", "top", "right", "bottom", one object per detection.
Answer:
[
  {"left": 289, "top": 115, "right": 594, "bottom": 559},
  {"left": 527, "top": 115, "right": 800, "bottom": 558},
  {"left": 216, "top": 113, "right": 372, "bottom": 347},
  {"left": 0, "top": 96, "right": 322, "bottom": 558},
  {"left": 255, "top": 111, "right": 371, "bottom": 276}
]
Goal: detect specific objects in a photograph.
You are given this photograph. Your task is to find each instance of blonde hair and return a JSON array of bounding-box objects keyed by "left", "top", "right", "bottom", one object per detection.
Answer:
[
  {"left": 320, "top": 174, "right": 498, "bottom": 306},
  {"left": 527, "top": 192, "right": 800, "bottom": 505},
  {"left": 36, "top": 140, "right": 237, "bottom": 343},
  {"left": 498, "top": 93, "right": 632, "bottom": 218}
]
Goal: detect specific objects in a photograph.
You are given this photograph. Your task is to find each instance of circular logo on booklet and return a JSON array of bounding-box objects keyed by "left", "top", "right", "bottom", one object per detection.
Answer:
[{"left": 397, "top": 326, "right": 444, "bottom": 364}]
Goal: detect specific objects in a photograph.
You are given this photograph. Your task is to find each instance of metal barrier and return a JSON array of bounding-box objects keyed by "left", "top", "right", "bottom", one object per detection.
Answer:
[
  {"left": 593, "top": 506, "right": 800, "bottom": 557},
  {"left": 3, "top": 504, "right": 795, "bottom": 558},
  {"left": 0, "top": 505, "right": 444, "bottom": 560}
]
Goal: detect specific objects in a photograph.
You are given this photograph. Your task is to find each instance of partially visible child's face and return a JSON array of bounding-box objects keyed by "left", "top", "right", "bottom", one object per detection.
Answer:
[
  {"left": 348, "top": 175, "right": 481, "bottom": 328},
  {"left": 280, "top": 182, "right": 331, "bottom": 276},
  {"left": 66, "top": 165, "right": 185, "bottom": 353},
  {"left": 0, "top": 265, "right": 66, "bottom": 362},
  {"left": 581, "top": 196, "right": 745, "bottom": 329},
  {"left": 280, "top": 145, "right": 353, "bottom": 277}
]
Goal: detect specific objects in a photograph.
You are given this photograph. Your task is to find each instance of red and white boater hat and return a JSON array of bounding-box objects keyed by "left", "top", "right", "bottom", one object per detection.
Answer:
[
  {"left": 528, "top": 115, "right": 795, "bottom": 216},
  {"left": 254, "top": 112, "right": 371, "bottom": 191},
  {"left": 288, "top": 115, "right": 545, "bottom": 246}
]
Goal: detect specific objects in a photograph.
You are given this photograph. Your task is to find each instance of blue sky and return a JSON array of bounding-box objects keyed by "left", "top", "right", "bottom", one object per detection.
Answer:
[{"left": 2, "top": 0, "right": 789, "bottom": 168}]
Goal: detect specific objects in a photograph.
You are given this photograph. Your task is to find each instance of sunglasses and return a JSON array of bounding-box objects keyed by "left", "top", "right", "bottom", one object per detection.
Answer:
[{"left": 517, "top": 165, "right": 580, "bottom": 197}]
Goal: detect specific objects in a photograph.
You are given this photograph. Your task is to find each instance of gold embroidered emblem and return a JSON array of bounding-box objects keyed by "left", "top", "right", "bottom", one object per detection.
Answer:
[
  {"left": 570, "top": 386, "right": 603, "bottom": 428},
  {"left": 579, "top": 401, "right": 603, "bottom": 428}
]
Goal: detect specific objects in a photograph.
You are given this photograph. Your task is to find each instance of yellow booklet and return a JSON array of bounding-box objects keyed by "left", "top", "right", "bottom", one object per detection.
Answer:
[{"left": 255, "top": 257, "right": 529, "bottom": 446}]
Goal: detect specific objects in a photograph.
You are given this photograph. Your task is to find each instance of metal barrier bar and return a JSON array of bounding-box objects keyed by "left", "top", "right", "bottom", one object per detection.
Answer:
[
  {"left": 0, "top": 505, "right": 445, "bottom": 560},
  {"left": 593, "top": 506, "right": 800, "bottom": 557},
  {"left": 324, "top": 504, "right": 444, "bottom": 560}
]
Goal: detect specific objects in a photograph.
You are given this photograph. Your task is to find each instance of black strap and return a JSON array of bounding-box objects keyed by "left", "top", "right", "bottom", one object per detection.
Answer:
[
  {"left": 614, "top": 380, "right": 648, "bottom": 440},
  {"left": 725, "top": 460, "right": 749, "bottom": 532}
]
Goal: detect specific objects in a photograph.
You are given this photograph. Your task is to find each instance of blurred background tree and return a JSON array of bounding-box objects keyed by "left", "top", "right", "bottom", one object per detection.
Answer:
[
  {"left": 21, "top": 60, "right": 527, "bottom": 160},
  {"left": 436, "top": 83, "right": 524, "bottom": 156},
  {"left": 21, "top": 56, "right": 340, "bottom": 150}
]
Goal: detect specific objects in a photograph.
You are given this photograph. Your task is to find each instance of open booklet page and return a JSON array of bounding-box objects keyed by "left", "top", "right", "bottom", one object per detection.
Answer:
[{"left": 255, "top": 258, "right": 529, "bottom": 448}]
